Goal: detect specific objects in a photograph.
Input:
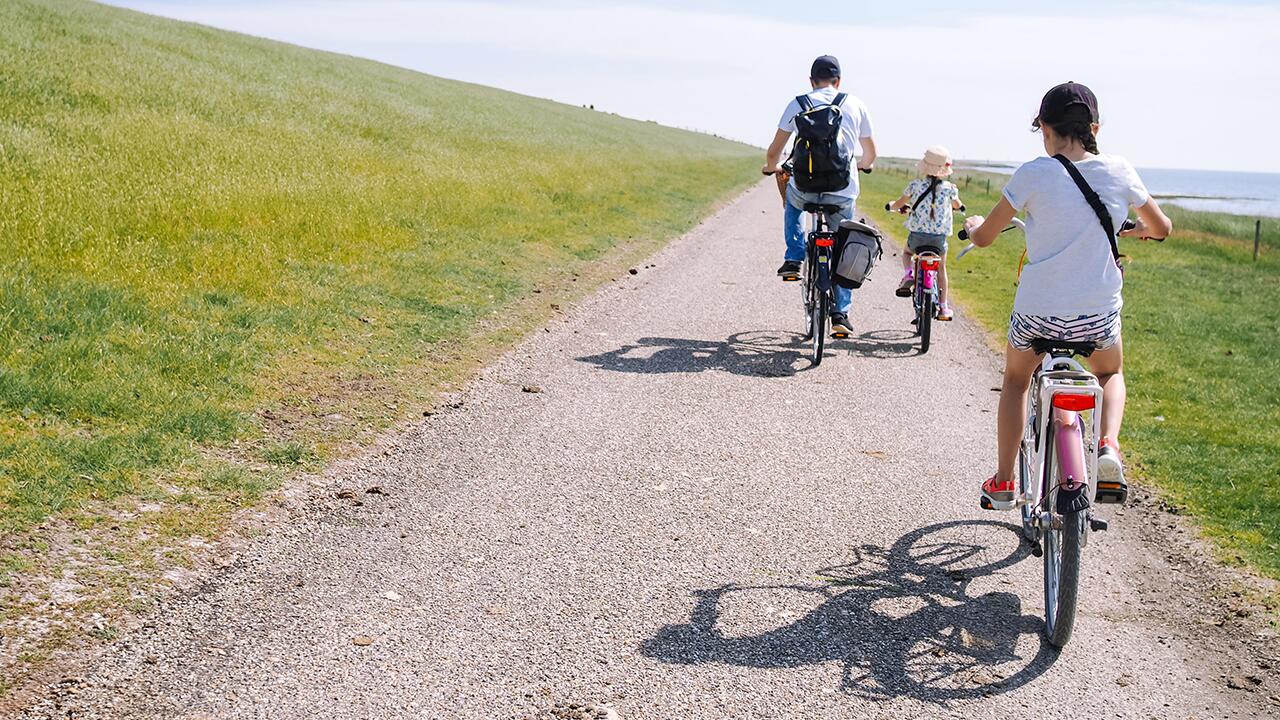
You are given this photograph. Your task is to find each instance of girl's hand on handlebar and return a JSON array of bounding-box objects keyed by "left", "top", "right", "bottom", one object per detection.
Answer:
[{"left": 1119, "top": 218, "right": 1165, "bottom": 241}]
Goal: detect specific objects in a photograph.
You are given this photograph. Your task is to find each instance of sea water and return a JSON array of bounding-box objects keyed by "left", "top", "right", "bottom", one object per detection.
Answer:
[{"left": 957, "top": 161, "right": 1280, "bottom": 219}]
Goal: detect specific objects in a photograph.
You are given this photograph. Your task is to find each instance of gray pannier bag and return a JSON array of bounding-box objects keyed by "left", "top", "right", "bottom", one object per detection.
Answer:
[{"left": 833, "top": 219, "right": 884, "bottom": 289}]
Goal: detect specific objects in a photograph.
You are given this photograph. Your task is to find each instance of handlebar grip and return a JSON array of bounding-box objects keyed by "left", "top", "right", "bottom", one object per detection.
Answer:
[
  {"left": 957, "top": 204, "right": 966, "bottom": 212},
  {"left": 957, "top": 228, "right": 969, "bottom": 241},
  {"left": 884, "top": 202, "right": 892, "bottom": 212},
  {"left": 1120, "top": 219, "right": 1136, "bottom": 233},
  {"left": 859, "top": 167, "right": 872, "bottom": 174}
]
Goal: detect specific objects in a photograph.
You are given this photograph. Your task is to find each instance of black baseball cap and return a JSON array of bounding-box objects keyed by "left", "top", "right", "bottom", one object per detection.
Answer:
[
  {"left": 810, "top": 55, "right": 841, "bottom": 80},
  {"left": 1035, "top": 81, "right": 1098, "bottom": 126}
]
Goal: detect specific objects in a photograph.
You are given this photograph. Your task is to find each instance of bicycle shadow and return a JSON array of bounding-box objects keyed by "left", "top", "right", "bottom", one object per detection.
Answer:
[
  {"left": 839, "top": 328, "right": 919, "bottom": 359},
  {"left": 640, "top": 520, "right": 1056, "bottom": 703},
  {"left": 575, "top": 330, "right": 806, "bottom": 377}
]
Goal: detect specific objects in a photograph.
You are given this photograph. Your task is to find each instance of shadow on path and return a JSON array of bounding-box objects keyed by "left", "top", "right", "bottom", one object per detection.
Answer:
[
  {"left": 576, "top": 328, "right": 923, "bottom": 376},
  {"left": 640, "top": 520, "right": 1056, "bottom": 703},
  {"left": 575, "top": 330, "right": 805, "bottom": 377}
]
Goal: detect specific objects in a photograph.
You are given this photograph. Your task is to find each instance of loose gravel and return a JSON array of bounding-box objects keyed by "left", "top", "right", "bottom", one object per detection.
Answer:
[{"left": 18, "top": 183, "right": 1277, "bottom": 719}]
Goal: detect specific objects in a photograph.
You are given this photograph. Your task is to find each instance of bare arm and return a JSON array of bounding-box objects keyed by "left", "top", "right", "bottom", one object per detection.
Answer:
[
  {"left": 857, "top": 136, "right": 877, "bottom": 171},
  {"left": 952, "top": 193, "right": 964, "bottom": 210},
  {"left": 1120, "top": 196, "right": 1173, "bottom": 239},
  {"left": 762, "top": 129, "right": 791, "bottom": 174},
  {"left": 963, "top": 196, "right": 1018, "bottom": 247},
  {"left": 887, "top": 191, "right": 913, "bottom": 211}
]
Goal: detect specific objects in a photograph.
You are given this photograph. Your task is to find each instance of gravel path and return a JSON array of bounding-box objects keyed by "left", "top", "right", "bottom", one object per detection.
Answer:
[{"left": 20, "top": 183, "right": 1275, "bottom": 719}]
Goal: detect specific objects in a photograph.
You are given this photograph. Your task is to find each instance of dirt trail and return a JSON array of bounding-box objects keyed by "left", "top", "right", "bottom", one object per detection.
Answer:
[{"left": 18, "top": 182, "right": 1277, "bottom": 719}]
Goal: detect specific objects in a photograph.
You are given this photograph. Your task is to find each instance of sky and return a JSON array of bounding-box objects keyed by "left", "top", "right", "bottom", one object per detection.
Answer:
[{"left": 108, "top": 0, "right": 1280, "bottom": 173}]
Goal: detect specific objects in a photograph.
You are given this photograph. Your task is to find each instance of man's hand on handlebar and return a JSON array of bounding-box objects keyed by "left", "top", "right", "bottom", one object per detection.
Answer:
[{"left": 761, "top": 164, "right": 786, "bottom": 176}]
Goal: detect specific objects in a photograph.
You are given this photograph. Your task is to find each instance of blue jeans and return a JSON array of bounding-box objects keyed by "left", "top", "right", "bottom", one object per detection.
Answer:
[{"left": 784, "top": 185, "right": 855, "bottom": 315}]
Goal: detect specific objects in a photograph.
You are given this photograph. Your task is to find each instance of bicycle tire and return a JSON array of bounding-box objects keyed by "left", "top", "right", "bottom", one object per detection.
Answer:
[
  {"left": 1042, "top": 422, "right": 1083, "bottom": 648},
  {"left": 919, "top": 294, "right": 934, "bottom": 354},
  {"left": 811, "top": 291, "right": 828, "bottom": 366}
]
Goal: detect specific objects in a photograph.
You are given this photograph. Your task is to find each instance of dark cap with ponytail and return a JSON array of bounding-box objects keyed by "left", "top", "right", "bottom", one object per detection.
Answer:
[{"left": 1033, "top": 81, "right": 1100, "bottom": 153}]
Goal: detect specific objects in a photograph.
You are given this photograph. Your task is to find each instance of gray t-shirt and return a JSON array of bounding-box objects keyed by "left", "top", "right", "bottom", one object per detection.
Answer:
[
  {"left": 1002, "top": 154, "right": 1150, "bottom": 316},
  {"left": 777, "top": 87, "right": 874, "bottom": 200}
]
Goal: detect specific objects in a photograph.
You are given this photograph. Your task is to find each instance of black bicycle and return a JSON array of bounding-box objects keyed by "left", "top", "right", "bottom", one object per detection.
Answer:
[{"left": 765, "top": 165, "right": 870, "bottom": 366}]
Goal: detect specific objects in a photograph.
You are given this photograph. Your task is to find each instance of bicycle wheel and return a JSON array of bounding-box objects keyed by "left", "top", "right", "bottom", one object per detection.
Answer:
[
  {"left": 1041, "top": 422, "right": 1083, "bottom": 648},
  {"left": 918, "top": 293, "right": 934, "bottom": 354},
  {"left": 810, "top": 290, "right": 828, "bottom": 365}
]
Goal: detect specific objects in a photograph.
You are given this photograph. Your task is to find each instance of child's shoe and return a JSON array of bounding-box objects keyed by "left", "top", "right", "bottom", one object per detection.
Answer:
[
  {"left": 1095, "top": 437, "right": 1128, "bottom": 503},
  {"left": 980, "top": 474, "right": 1016, "bottom": 510},
  {"left": 895, "top": 271, "right": 914, "bottom": 297},
  {"left": 937, "top": 303, "right": 954, "bottom": 321}
]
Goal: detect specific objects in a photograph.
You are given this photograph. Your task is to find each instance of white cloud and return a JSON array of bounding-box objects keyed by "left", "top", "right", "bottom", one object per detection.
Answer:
[{"left": 110, "top": 1, "right": 1280, "bottom": 171}]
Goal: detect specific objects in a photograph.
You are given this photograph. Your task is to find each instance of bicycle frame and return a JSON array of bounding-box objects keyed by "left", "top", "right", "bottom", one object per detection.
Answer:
[
  {"left": 912, "top": 251, "right": 941, "bottom": 315},
  {"left": 1021, "top": 353, "right": 1104, "bottom": 539}
]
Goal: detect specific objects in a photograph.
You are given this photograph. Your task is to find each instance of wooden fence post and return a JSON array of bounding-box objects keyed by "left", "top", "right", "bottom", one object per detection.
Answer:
[{"left": 1256, "top": 219, "right": 1262, "bottom": 261}]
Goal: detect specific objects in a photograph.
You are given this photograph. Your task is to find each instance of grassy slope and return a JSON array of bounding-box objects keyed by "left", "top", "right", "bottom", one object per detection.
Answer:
[
  {"left": 0, "top": 0, "right": 758, "bottom": 550},
  {"left": 860, "top": 164, "right": 1280, "bottom": 580}
]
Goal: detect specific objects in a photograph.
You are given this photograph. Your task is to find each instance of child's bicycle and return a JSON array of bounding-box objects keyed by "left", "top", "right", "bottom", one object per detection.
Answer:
[
  {"left": 956, "top": 216, "right": 1161, "bottom": 648},
  {"left": 887, "top": 202, "right": 964, "bottom": 354}
]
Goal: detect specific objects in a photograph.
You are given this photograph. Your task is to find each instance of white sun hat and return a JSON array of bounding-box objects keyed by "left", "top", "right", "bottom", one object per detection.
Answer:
[{"left": 917, "top": 146, "right": 954, "bottom": 177}]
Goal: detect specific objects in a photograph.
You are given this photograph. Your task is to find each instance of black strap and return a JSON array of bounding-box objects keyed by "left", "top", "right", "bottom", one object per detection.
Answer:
[
  {"left": 832, "top": 92, "right": 847, "bottom": 108},
  {"left": 795, "top": 94, "right": 812, "bottom": 112},
  {"left": 910, "top": 177, "right": 941, "bottom": 218},
  {"left": 1053, "top": 154, "right": 1123, "bottom": 269}
]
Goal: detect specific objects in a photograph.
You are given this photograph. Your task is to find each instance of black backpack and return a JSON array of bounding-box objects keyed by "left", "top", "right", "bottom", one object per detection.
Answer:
[{"left": 790, "top": 93, "right": 851, "bottom": 193}]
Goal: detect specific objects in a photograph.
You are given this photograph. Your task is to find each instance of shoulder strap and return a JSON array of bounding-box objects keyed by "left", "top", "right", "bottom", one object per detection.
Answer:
[
  {"left": 795, "top": 94, "right": 813, "bottom": 112},
  {"left": 910, "top": 177, "right": 941, "bottom": 214},
  {"left": 832, "top": 93, "right": 847, "bottom": 108},
  {"left": 1053, "top": 154, "right": 1122, "bottom": 268}
]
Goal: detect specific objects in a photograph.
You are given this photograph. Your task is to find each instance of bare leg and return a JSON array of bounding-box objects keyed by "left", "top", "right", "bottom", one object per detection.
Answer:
[
  {"left": 996, "top": 344, "right": 1044, "bottom": 481},
  {"left": 938, "top": 259, "right": 950, "bottom": 305},
  {"left": 1085, "top": 339, "right": 1126, "bottom": 443},
  {"left": 901, "top": 248, "right": 914, "bottom": 272}
]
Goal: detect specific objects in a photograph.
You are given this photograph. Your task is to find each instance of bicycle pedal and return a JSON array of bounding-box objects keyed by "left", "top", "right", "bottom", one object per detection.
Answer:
[
  {"left": 1030, "top": 540, "right": 1044, "bottom": 558},
  {"left": 1089, "top": 516, "right": 1110, "bottom": 532},
  {"left": 1094, "top": 482, "right": 1127, "bottom": 504},
  {"left": 781, "top": 276, "right": 800, "bottom": 282},
  {"left": 831, "top": 331, "right": 849, "bottom": 339}
]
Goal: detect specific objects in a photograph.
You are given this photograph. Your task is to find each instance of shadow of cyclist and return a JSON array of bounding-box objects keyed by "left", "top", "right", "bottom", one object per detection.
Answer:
[
  {"left": 575, "top": 330, "right": 805, "bottom": 377},
  {"left": 639, "top": 520, "right": 1056, "bottom": 703}
]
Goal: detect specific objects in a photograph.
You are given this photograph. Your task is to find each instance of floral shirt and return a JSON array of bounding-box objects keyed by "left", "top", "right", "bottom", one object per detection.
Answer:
[{"left": 902, "top": 178, "right": 958, "bottom": 236}]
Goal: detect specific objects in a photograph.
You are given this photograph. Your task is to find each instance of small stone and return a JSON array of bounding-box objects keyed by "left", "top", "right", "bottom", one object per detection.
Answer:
[
  {"left": 383, "top": 590, "right": 402, "bottom": 601},
  {"left": 1115, "top": 672, "right": 1133, "bottom": 687},
  {"left": 522, "top": 385, "right": 542, "bottom": 394},
  {"left": 335, "top": 489, "right": 356, "bottom": 499},
  {"left": 352, "top": 635, "right": 374, "bottom": 646},
  {"left": 365, "top": 485, "right": 386, "bottom": 495},
  {"left": 628, "top": 268, "right": 638, "bottom": 275},
  {"left": 1226, "top": 675, "right": 1257, "bottom": 691}
]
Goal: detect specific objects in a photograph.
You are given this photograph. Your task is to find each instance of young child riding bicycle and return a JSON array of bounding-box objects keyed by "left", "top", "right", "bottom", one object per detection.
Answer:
[
  {"left": 962, "top": 82, "right": 1172, "bottom": 511},
  {"left": 886, "top": 146, "right": 962, "bottom": 322},
  {"left": 762, "top": 55, "right": 877, "bottom": 337}
]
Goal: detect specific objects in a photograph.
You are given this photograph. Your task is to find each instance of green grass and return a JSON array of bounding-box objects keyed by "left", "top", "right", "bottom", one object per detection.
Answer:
[
  {"left": 0, "top": 0, "right": 757, "bottom": 540},
  {"left": 861, "top": 162, "right": 1280, "bottom": 579}
]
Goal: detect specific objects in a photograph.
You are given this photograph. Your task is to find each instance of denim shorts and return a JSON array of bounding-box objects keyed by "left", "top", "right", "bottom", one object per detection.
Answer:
[{"left": 907, "top": 231, "right": 948, "bottom": 254}]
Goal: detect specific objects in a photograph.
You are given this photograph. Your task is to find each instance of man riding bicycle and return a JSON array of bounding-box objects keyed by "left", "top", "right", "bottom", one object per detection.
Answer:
[{"left": 762, "top": 55, "right": 877, "bottom": 337}]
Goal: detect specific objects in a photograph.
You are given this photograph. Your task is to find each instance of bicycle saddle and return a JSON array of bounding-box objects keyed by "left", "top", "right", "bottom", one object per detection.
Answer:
[
  {"left": 803, "top": 203, "right": 844, "bottom": 215},
  {"left": 1030, "top": 339, "right": 1097, "bottom": 357}
]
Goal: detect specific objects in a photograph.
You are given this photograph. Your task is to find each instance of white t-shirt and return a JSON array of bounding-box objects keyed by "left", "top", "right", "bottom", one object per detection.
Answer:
[
  {"left": 778, "top": 87, "right": 874, "bottom": 200},
  {"left": 1002, "top": 154, "right": 1150, "bottom": 316}
]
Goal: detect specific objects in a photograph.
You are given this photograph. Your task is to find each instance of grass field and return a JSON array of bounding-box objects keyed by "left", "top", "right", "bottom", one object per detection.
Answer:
[
  {"left": 0, "top": 0, "right": 757, "bottom": 604},
  {"left": 860, "top": 163, "right": 1280, "bottom": 580}
]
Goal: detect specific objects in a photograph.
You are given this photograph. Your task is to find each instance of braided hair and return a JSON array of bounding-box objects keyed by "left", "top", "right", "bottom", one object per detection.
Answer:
[{"left": 1033, "top": 105, "right": 1099, "bottom": 153}]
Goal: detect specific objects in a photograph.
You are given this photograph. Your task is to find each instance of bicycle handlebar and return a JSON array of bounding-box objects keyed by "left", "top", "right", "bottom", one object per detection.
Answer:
[
  {"left": 957, "top": 217, "right": 1025, "bottom": 243},
  {"left": 1119, "top": 218, "right": 1166, "bottom": 242}
]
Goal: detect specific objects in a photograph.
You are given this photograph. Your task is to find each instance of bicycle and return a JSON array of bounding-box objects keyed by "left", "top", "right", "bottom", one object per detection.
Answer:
[
  {"left": 764, "top": 165, "right": 871, "bottom": 366},
  {"left": 956, "top": 216, "right": 1162, "bottom": 648},
  {"left": 886, "top": 202, "right": 965, "bottom": 354}
]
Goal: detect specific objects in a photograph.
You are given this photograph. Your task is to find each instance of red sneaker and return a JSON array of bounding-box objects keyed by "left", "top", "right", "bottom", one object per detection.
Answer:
[{"left": 980, "top": 474, "right": 1016, "bottom": 511}]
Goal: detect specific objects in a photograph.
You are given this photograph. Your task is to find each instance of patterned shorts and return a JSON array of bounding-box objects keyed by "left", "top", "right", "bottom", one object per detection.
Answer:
[{"left": 1008, "top": 310, "right": 1122, "bottom": 352}]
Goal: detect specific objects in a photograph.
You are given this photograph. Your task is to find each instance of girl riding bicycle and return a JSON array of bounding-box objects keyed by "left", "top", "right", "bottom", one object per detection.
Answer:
[
  {"left": 887, "top": 146, "right": 963, "bottom": 321},
  {"left": 962, "top": 82, "right": 1172, "bottom": 511}
]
